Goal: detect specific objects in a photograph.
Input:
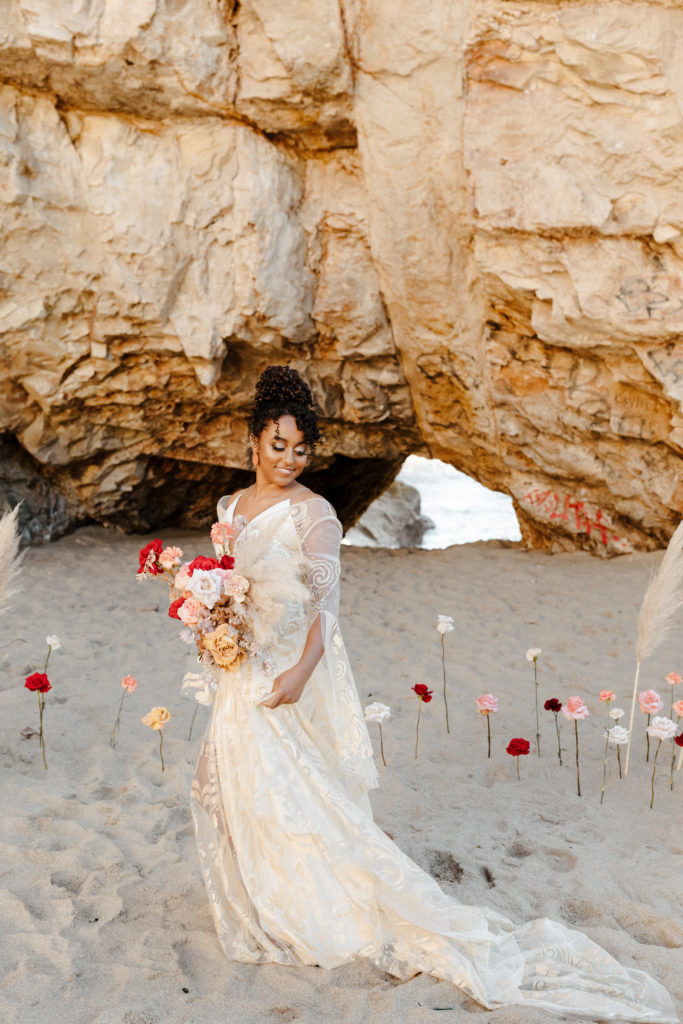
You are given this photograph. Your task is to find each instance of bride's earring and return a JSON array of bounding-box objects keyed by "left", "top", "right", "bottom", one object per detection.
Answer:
[{"left": 251, "top": 446, "right": 259, "bottom": 467}]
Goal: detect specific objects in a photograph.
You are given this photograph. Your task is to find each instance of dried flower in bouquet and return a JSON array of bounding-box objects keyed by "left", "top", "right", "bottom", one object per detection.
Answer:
[
  {"left": 599, "top": 691, "right": 616, "bottom": 805},
  {"left": 638, "top": 689, "right": 664, "bottom": 763},
  {"left": 364, "top": 702, "right": 391, "bottom": 767},
  {"left": 475, "top": 694, "right": 498, "bottom": 758},
  {"left": 562, "top": 696, "right": 589, "bottom": 797},
  {"left": 142, "top": 707, "right": 171, "bottom": 771},
  {"left": 506, "top": 737, "right": 530, "bottom": 779},
  {"left": 526, "top": 648, "right": 542, "bottom": 756},
  {"left": 625, "top": 520, "right": 683, "bottom": 776},
  {"left": 646, "top": 716, "right": 676, "bottom": 809},
  {"left": 110, "top": 675, "right": 138, "bottom": 748},
  {"left": 436, "top": 615, "right": 454, "bottom": 734},
  {"left": 412, "top": 684, "right": 433, "bottom": 759},
  {"left": 544, "top": 698, "right": 563, "bottom": 765}
]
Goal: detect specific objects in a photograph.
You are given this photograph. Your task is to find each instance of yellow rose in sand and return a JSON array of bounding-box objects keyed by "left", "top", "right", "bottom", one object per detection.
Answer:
[
  {"left": 141, "top": 706, "right": 171, "bottom": 730},
  {"left": 202, "top": 625, "right": 247, "bottom": 671}
]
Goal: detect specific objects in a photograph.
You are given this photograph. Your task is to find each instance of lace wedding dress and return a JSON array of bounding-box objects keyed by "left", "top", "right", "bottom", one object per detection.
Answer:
[{"left": 189, "top": 495, "right": 677, "bottom": 1022}]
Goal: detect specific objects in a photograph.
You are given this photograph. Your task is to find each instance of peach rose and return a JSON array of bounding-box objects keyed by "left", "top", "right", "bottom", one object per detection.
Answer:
[
  {"left": 562, "top": 696, "right": 589, "bottom": 720},
  {"left": 476, "top": 693, "right": 498, "bottom": 715},
  {"left": 177, "top": 597, "right": 206, "bottom": 627},
  {"left": 201, "top": 625, "right": 248, "bottom": 671},
  {"left": 672, "top": 700, "right": 683, "bottom": 719},
  {"left": 141, "top": 707, "right": 171, "bottom": 730},
  {"left": 599, "top": 690, "right": 616, "bottom": 703},
  {"left": 638, "top": 689, "right": 663, "bottom": 715},
  {"left": 121, "top": 675, "right": 138, "bottom": 692},
  {"left": 665, "top": 672, "right": 682, "bottom": 687},
  {"left": 174, "top": 562, "right": 193, "bottom": 592}
]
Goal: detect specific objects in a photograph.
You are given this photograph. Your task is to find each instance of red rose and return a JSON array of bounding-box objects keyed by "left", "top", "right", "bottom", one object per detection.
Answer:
[
  {"left": 168, "top": 597, "right": 187, "bottom": 620},
  {"left": 187, "top": 555, "right": 220, "bottom": 576},
  {"left": 218, "top": 554, "right": 235, "bottom": 570},
  {"left": 25, "top": 672, "right": 52, "bottom": 693},
  {"left": 412, "top": 683, "right": 433, "bottom": 703},
  {"left": 544, "top": 698, "right": 562, "bottom": 713},
  {"left": 506, "top": 737, "right": 530, "bottom": 756},
  {"left": 675, "top": 734, "right": 683, "bottom": 748},
  {"left": 138, "top": 539, "right": 163, "bottom": 574}
]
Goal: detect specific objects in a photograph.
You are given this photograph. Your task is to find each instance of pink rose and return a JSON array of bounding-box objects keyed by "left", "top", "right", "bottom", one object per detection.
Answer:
[
  {"left": 476, "top": 693, "right": 498, "bottom": 715},
  {"left": 665, "top": 672, "right": 682, "bottom": 687},
  {"left": 121, "top": 675, "right": 138, "bottom": 692},
  {"left": 638, "top": 689, "right": 663, "bottom": 715},
  {"left": 177, "top": 597, "right": 206, "bottom": 627},
  {"left": 673, "top": 700, "right": 683, "bottom": 718},
  {"left": 174, "top": 563, "right": 193, "bottom": 592},
  {"left": 159, "top": 546, "right": 183, "bottom": 570},
  {"left": 599, "top": 690, "right": 616, "bottom": 703},
  {"left": 562, "top": 696, "right": 589, "bottom": 720}
]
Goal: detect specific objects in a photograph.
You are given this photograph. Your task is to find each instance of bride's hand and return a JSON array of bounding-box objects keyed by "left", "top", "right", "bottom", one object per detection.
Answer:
[{"left": 261, "top": 666, "right": 308, "bottom": 708}]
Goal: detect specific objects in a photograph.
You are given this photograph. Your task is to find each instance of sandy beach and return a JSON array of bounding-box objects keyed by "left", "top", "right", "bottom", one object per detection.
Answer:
[{"left": 1, "top": 527, "right": 681, "bottom": 1024}]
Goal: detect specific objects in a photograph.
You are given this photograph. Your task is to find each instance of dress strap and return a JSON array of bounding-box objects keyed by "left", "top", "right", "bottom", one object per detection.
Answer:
[{"left": 217, "top": 493, "right": 241, "bottom": 523}]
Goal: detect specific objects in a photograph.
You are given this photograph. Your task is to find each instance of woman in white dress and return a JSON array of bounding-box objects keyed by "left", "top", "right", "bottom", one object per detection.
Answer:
[{"left": 190, "top": 366, "right": 677, "bottom": 1022}]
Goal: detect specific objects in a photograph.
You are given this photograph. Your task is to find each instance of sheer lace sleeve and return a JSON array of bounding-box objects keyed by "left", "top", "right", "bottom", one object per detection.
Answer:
[{"left": 292, "top": 497, "right": 378, "bottom": 795}]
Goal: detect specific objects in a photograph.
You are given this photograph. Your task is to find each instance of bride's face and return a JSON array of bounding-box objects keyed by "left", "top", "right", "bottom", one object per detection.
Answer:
[{"left": 252, "top": 415, "right": 309, "bottom": 487}]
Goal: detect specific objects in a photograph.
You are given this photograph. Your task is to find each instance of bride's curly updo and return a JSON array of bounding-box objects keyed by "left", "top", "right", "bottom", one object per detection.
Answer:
[{"left": 249, "top": 365, "right": 321, "bottom": 451}]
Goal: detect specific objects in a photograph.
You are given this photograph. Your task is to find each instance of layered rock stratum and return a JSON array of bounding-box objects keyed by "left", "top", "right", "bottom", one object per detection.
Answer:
[{"left": 1, "top": 1, "right": 682, "bottom": 553}]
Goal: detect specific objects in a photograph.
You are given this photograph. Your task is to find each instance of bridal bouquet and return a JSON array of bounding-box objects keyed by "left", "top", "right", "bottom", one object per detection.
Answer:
[{"left": 136, "top": 533, "right": 255, "bottom": 674}]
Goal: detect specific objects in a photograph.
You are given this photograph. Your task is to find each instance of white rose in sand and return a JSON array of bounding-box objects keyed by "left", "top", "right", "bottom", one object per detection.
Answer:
[
  {"left": 185, "top": 568, "right": 225, "bottom": 610},
  {"left": 603, "top": 725, "right": 629, "bottom": 745},
  {"left": 46, "top": 635, "right": 61, "bottom": 650},
  {"left": 436, "top": 614, "right": 454, "bottom": 634},
  {"left": 608, "top": 706, "right": 625, "bottom": 720},
  {"left": 646, "top": 716, "right": 677, "bottom": 741},
  {"left": 526, "top": 647, "right": 542, "bottom": 661},
  {"left": 364, "top": 702, "right": 391, "bottom": 724}
]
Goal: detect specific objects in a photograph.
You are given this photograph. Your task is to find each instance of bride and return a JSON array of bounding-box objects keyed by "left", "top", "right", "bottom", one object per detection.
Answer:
[{"left": 190, "top": 365, "right": 677, "bottom": 1022}]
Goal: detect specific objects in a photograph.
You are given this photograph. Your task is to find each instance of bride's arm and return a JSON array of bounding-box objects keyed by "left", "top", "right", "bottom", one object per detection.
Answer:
[{"left": 260, "top": 615, "right": 324, "bottom": 708}]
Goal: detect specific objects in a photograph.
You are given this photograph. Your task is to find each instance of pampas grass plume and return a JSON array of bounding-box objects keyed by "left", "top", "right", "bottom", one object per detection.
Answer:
[{"left": 0, "top": 504, "right": 22, "bottom": 616}]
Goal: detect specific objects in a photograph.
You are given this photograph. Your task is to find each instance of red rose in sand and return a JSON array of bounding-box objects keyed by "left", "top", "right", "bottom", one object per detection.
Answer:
[
  {"left": 168, "top": 597, "right": 187, "bottom": 620},
  {"left": 187, "top": 555, "right": 221, "bottom": 575},
  {"left": 544, "top": 698, "right": 562, "bottom": 713},
  {"left": 506, "top": 738, "right": 530, "bottom": 757},
  {"left": 218, "top": 554, "right": 235, "bottom": 570},
  {"left": 138, "top": 538, "right": 163, "bottom": 575},
  {"left": 24, "top": 672, "right": 52, "bottom": 693},
  {"left": 412, "top": 683, "right": 433, "bottom": 703},
  {"left": 675, "top": 734, "right": 683, "bottom": 748}
]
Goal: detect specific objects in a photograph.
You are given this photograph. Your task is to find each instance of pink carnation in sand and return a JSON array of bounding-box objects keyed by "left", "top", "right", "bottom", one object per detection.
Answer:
[
  {"left": 177, "top": 597, "right": 206, "bottom": 627},
  {"left": 599, "top": 690, "right": 616, "bottom": 703},
  {"left": 665, "top": 672, "right": 682, "bottom": 687},
  {"left": 121, "top": 675, "right": 138, "bottom": 692},
  {"left": 562, "top": 696, "right": 589, "bottom": 721},
  {"left": 476, "top": 693, "right": 498, "bottom": 715},
  {"left": 672, "top": 700, "right": 683, "bottom": 718},
  {"left": 638, "top": 689, "right": 663, "bottom": 715},
  {"left": 158, "top": 546, "right": 183, "bottom": 570}
]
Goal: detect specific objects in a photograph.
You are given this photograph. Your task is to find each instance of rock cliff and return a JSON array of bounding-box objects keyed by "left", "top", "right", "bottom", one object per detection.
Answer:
[{"left": 0, "top": 1, "right": 682, "bottom": 552}]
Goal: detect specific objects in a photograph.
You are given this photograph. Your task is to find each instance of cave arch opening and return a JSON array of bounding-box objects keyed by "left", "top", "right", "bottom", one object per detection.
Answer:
[{"left": 343, "top": 455, "right": 522, "bottom": 549}]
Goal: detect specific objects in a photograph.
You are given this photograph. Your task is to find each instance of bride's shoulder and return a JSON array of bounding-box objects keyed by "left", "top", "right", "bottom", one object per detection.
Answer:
[
  {"left": 291, "top": 488, "right": 339, "bottom": 522},
  {"left": 216, "top": 490, "right": 243, "bottom": 518}
]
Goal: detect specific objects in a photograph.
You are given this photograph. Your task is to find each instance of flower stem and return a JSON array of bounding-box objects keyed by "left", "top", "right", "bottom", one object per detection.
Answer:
[
  {"left": 441, "top": 634, "right": 450, "bottom": 734},
  {"left": 534, "top": 658, "right": 540, "bottom": 757},
  {"left": 554, "top": 712, "right": 562, "bottom": 766},
  {"left": 486, "top": 714, "right": 491, "bottom": 758},
  {"left": 616, "top": 745, "right": 623, "bottom": 778},
  {"left": 650, "top": 739, "right": 661, "bottom": 809},
  {"left": 379, "top": 724, "right": 387, "bottom": 767},
  {"left": 159, "top": 730, "right": 165, "bottom": 772},
  {"left": 188, "top": 702, "right": 199, "bottom": 742},
  {"left": 646, "top": 714, "right": 650, "bottom": 762},
  {"left": 574, "top": 720, "right": 581, "bottom": 797},
  {"left": 37, "top": 690, "right": 47, "bottom": 770},
  {"left": 110, "top": 692, "right": 126, "bottom": 748},
  {"left": 414, "top": 701, "right": 422, "bottom": 759},
  {"left": 600, "top": 731, "right": 609, "bottom": 805},
  {"left": 516, "top": 755, "right": 520, "bottom": 781}
]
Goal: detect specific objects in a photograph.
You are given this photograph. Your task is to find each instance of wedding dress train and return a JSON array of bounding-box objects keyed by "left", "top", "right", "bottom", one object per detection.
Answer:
[{"left": 189, "top": 495, "right": 677, "bottom": 1022}]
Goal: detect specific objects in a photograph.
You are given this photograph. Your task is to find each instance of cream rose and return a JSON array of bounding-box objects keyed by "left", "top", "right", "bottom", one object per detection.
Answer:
[
  {"left": 201, "top": 625, "right": 248, "bottom": 671},
  {"left": 141, "top": 707, "right": 171, "bottom": 730}
]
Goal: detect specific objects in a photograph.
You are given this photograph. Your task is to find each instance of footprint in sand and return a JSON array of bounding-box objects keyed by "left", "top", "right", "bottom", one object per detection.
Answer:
[{"left": 542, "top": 847, "right": 577, "bottom": 872}]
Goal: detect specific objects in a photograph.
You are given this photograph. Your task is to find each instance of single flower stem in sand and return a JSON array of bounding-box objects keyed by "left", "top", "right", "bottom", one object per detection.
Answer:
[
  {"left": 159, "top": 730, "right": 165, "bottom": 772},
  {"left": 486, "top": 714, "right": 491, "bottom": 759},
  {"left": 414, "top": 701, "right": 422, "bottom": 760},
  {"left": 110, "top": 691, "right": 126, "bottom": 748},
  {"left": 441, "top": 634, "right": 450, "bottom": 734},
  {"left": 516, "top": 755, "right": 520, "bottom": 781},
  {"left": 553, "top": 712, "right": 562, "bottom": 766},
  {"left": 646, "top": 714, "right": 651, "bottom": 762},
  {"left": 574, "top": 720, "right": 581, "bottom": 797},
  {"left": 379, "top": 724, "right": 386, "bottom": 767},
  {"left": 188, "top": 702, "right": 199, "bottom": 742},
  {"left": 650, "top": 738, "right": 662, "bottom": 809},
  {"left": 624, "top": 659, "right": 641, "bottom": 776},
  {"left": 533, "top": 657, "right": 541, "bottom": 757},
  {"left": 616, "top": 745, "right": 623, "bottom": 778},
  {"left": 37, "top": 691, "right": 47, "bottom": 770},
  {"left": 600, "top": 732, "right": 609, "bottom": 805},
  {"left": 671, "top": 714, "right": 680, "bottom": 790}
]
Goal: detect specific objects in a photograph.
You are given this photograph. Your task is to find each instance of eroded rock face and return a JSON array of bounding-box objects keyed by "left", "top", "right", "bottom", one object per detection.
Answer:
[{"left": 0, "top": 1, "right": 682, "bottom": 552}]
